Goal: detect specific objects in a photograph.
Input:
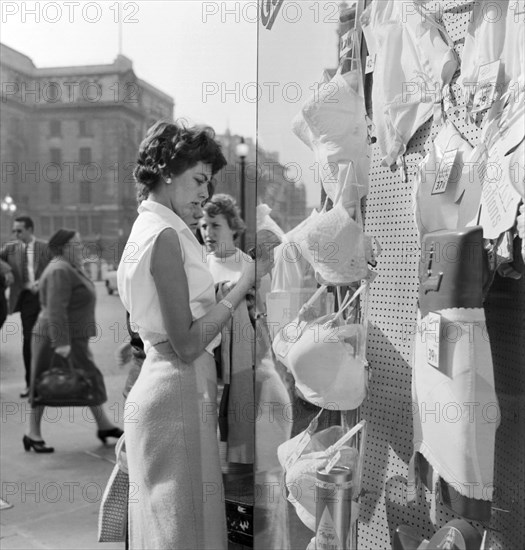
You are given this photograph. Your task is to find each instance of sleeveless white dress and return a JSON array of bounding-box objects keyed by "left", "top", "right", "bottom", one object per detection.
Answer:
[{"left": 117, "top": 200, "right": 226, "bottom": 550}]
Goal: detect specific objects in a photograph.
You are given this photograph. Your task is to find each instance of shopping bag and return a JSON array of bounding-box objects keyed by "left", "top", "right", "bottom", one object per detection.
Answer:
[
  {"left": 98, "top": 435, "right": 128, "bottom": 542},
  {"left": 33, "top": 352, "right": 107, "bottom": 407}
]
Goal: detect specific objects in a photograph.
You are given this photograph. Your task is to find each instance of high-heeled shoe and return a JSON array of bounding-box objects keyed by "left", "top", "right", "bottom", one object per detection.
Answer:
[
  {"left": 23, "top": 435, "right": 54, "bottom": 453},
  {"left": 97, "top": 427, "right": 123, "bottom": 445}
]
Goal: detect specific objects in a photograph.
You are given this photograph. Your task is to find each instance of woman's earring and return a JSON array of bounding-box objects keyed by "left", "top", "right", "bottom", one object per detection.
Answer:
[{"left": 166, "top": 177, "right": 172, "bottom": 185}]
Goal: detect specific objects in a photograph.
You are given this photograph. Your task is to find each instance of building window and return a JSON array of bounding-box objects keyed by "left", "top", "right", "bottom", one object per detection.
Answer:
[
  {"left": 10, "top": 118, "right": 21, "bottom": 138},
  {"left": 79, "top": 147, "right": 92, "bottom": 165},
  {"left": 65, "top": 216, "right": 76, "bottom": 229},
  {"left": 50, "top": 181, "right": 61, "bottom": 204},
  {"left": 50, "top": 120, "right": 61, "bottom": 137},
  {"left": 50, "top": 148, "right": 61, "bottom": 165},
  {"left": 53, "top": 216, "right": 64, "bottom": 233},
  {"left": 41, "top": 216, "right": 51, "bottom": 236},
  {"left": 80, "top": 181, "right": 92, "bottom": 203},
  {"left": 91, "top": 216, "right": 102, "bottom": 234},
  {"left": 79, "top": 216, "right": 90, "bottom": 236},
  {"left": 79, "top": 119, "right": 92, "bottom": 137}
]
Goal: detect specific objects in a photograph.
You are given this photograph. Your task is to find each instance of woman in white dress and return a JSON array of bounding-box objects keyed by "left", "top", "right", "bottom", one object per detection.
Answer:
[
  {"left": 201, "top": 193, "right": 252, "bottom": 284},
  {"left": 117, "top": 120, "right": 255, "bottom": 549}
]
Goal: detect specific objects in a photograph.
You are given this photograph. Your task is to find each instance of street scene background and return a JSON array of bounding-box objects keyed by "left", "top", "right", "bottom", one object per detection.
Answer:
[{"left": 1, "top": 282, "right": 126, "bottom": 549}]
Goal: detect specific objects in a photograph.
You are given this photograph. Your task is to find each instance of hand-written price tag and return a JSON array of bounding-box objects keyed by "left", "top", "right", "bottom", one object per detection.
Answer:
[
  {"left": 426, "top": 312, "right": 441, "bottom": 369},
  {"left": 432, "top": 149, "right": 458, "bottom": 195},
  {"left": 339, "top": 30, "right": 353, "bottom": 59},
  {"left": 472, "top": 60, "right": 500, "bottom": 113},
  {"left": 479, "top": 140, "right": 522, "bottom": 239},
  {"left": 365, "top": 54, "right": 376, "bottom": 74}
]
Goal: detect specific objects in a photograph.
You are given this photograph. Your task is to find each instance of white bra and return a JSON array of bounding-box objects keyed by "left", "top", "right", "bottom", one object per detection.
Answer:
[{"left": 361, "top": 0, "right": 458, "bottom": 173}]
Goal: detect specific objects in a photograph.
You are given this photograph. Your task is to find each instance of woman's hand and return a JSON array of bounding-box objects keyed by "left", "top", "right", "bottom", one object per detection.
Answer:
[{"left": 55, "top": 345, "right": 71, "bottom": 358}]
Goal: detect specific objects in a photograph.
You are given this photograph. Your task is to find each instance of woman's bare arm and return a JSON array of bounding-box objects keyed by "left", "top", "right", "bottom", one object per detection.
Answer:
[{"left": 151, "top": 228, "right": 254, "bottom": 363}]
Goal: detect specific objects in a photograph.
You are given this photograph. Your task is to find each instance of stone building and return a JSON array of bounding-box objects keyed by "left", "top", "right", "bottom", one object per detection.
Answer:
[{"left": 0, "top": 43, "right": 173, "bottom": 264}]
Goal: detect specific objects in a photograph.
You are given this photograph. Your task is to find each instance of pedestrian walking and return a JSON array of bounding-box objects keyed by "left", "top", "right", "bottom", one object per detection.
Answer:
[
  {"left": 0, "top": 216, "right": 50, "bottom": 397},
  {"left": 0, "top": 259, "right": 12, "bottom": 330},
  {"left": 24, "top": 229, "right": 122, "bottom": 453}
]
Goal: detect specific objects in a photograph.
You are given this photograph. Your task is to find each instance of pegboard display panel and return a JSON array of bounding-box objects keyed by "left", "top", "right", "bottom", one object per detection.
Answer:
[{"left": 358, "top": 2, "right": 525, "bottom": 548}]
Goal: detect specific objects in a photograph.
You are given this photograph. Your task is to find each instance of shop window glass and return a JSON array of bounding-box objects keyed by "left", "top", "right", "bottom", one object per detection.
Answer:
[{"left": 65, "top": 216, "right": 76, "bottom": 229}]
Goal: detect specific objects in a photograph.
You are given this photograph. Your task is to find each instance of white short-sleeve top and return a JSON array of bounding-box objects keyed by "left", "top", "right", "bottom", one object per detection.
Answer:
[{"left": 117, "top": 200, "right": 218, "bottom": 350}]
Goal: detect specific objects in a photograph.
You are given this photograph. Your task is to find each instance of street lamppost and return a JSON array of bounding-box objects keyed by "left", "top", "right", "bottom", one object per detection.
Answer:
[
  {"left": 1, "top": 195, "right": 17, "bottom": 237},
  {"left": 1, "top": 194, "right": 17, "bottom": 216},
  {"left": 235, "top": 137, "right": 249, "bottom": 250}
]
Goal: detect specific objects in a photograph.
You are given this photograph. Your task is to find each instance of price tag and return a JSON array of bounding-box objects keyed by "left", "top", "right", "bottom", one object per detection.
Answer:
[
  {"left": 426, "top": 312, "right": 441, "bottom": 369},
  {"left": 471, "top": 60, "right": 500, "bottom": 113},
  {"left": 365, "top": 54, "right": 376, "bottom": 74},
  {"left": 284, "top": 413, "right": 320, "bottom": 470},
  {"left": 479, "top": 140, "right": 522, "bottom": 239},
  {"left": 339, "top": 30, "right": 353, "bottom": 59},
  {"left": 432, "top": 149, "right": 458, "bottom": 195}
]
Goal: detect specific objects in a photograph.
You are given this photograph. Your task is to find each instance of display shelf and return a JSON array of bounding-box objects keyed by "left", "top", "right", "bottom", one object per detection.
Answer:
[{"left": 359, "top": 1, "right": 524, "bottom": 548}]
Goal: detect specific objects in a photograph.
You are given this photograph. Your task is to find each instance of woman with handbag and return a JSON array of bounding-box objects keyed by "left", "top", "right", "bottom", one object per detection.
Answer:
[
  {"left": 24, "top": 229, "right": 122, "bottom": 453},
  {"left": 117, "top": 120, "right": 255, "bottom": 549}
]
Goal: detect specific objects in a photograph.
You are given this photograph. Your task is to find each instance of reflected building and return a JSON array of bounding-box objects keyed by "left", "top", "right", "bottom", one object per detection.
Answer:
[
  {"left": 0, "top": 43, "right": 173, "bottom": 263},
  {"left": 215, "top": 129, "right": 307, "bottom": 242}
]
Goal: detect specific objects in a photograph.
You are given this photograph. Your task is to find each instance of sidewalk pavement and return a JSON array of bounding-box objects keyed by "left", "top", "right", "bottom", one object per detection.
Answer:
[{"left": 1, "top": 372, "right": 127, "bottom": 550}]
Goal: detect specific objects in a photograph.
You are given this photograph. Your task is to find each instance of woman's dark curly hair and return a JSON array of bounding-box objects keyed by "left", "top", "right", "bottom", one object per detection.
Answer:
[
  {"left": 133, "top": 119, "right": 227, "bottom": 202},
  {"left": 204, "top": 193, "right": 246, "bottom": 240}
]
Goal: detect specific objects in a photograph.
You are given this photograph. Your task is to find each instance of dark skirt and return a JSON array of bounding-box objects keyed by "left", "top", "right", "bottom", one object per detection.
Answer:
[{"left": 29, "top": 325, "right": 107, "bottom": 407}]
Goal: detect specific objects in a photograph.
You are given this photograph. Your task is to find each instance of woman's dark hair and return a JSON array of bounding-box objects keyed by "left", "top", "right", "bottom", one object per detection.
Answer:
[
  {"left": 133, "top": 120, "right": 227, "bottom": 202},
  {"left": 48, "top": 228, "right": 76, "bottom": 257},
  {"left": 203, "top": 193, "right": 246, "bottom": 240}
]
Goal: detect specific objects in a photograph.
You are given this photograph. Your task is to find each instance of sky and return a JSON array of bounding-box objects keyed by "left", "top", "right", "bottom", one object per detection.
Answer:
[{"left": 1, "top": 0, "right": 340, "bottom": 206}]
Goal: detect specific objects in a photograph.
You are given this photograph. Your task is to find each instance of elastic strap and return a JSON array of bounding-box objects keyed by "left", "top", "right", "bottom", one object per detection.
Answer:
[
  {"left": 332, "top": 282, "right": 369, "bottom": 323},
  {"left": 297, "top": 284, "right": 329, "bottom": 316},
  {"left": 326, "top": 420, "right": 366, "bottom": 455}
]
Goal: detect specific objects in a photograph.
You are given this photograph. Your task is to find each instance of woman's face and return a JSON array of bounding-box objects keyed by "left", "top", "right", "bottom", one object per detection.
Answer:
[
  {"left": 169, "top": 161, "right": 212, "bottom": 232},
  {"left": 201, "top": 213, "right": 236, "bottom": 255},
  {"left": 63, "top": 232, "right": 84, "bottom": 267}
]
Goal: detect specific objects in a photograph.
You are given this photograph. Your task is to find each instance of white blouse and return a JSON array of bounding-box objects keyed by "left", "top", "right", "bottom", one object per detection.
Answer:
[
  {"left": 117, "top": 200, "right": 219, "bottom": 352},
  {"left": 206, "top": 248, "right": 251, "bottom": 284}
]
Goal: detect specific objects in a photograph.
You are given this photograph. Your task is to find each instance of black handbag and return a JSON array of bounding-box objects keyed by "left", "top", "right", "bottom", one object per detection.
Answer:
[{"left": 34, "top": 353, "right": 107, "bottom": 407}]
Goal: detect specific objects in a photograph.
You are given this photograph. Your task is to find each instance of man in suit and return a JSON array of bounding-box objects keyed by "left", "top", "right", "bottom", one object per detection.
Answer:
[
  {"left": 0, "top": 258, "right": 12, "bottom": 329},
  {"left": 0, "top": 216, "right": 50, "bottom": 397}
]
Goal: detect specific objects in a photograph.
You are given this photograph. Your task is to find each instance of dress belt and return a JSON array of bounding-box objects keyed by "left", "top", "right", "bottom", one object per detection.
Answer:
[{"left": 145, "top": 340, "right": 214, "bottom": 358}]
